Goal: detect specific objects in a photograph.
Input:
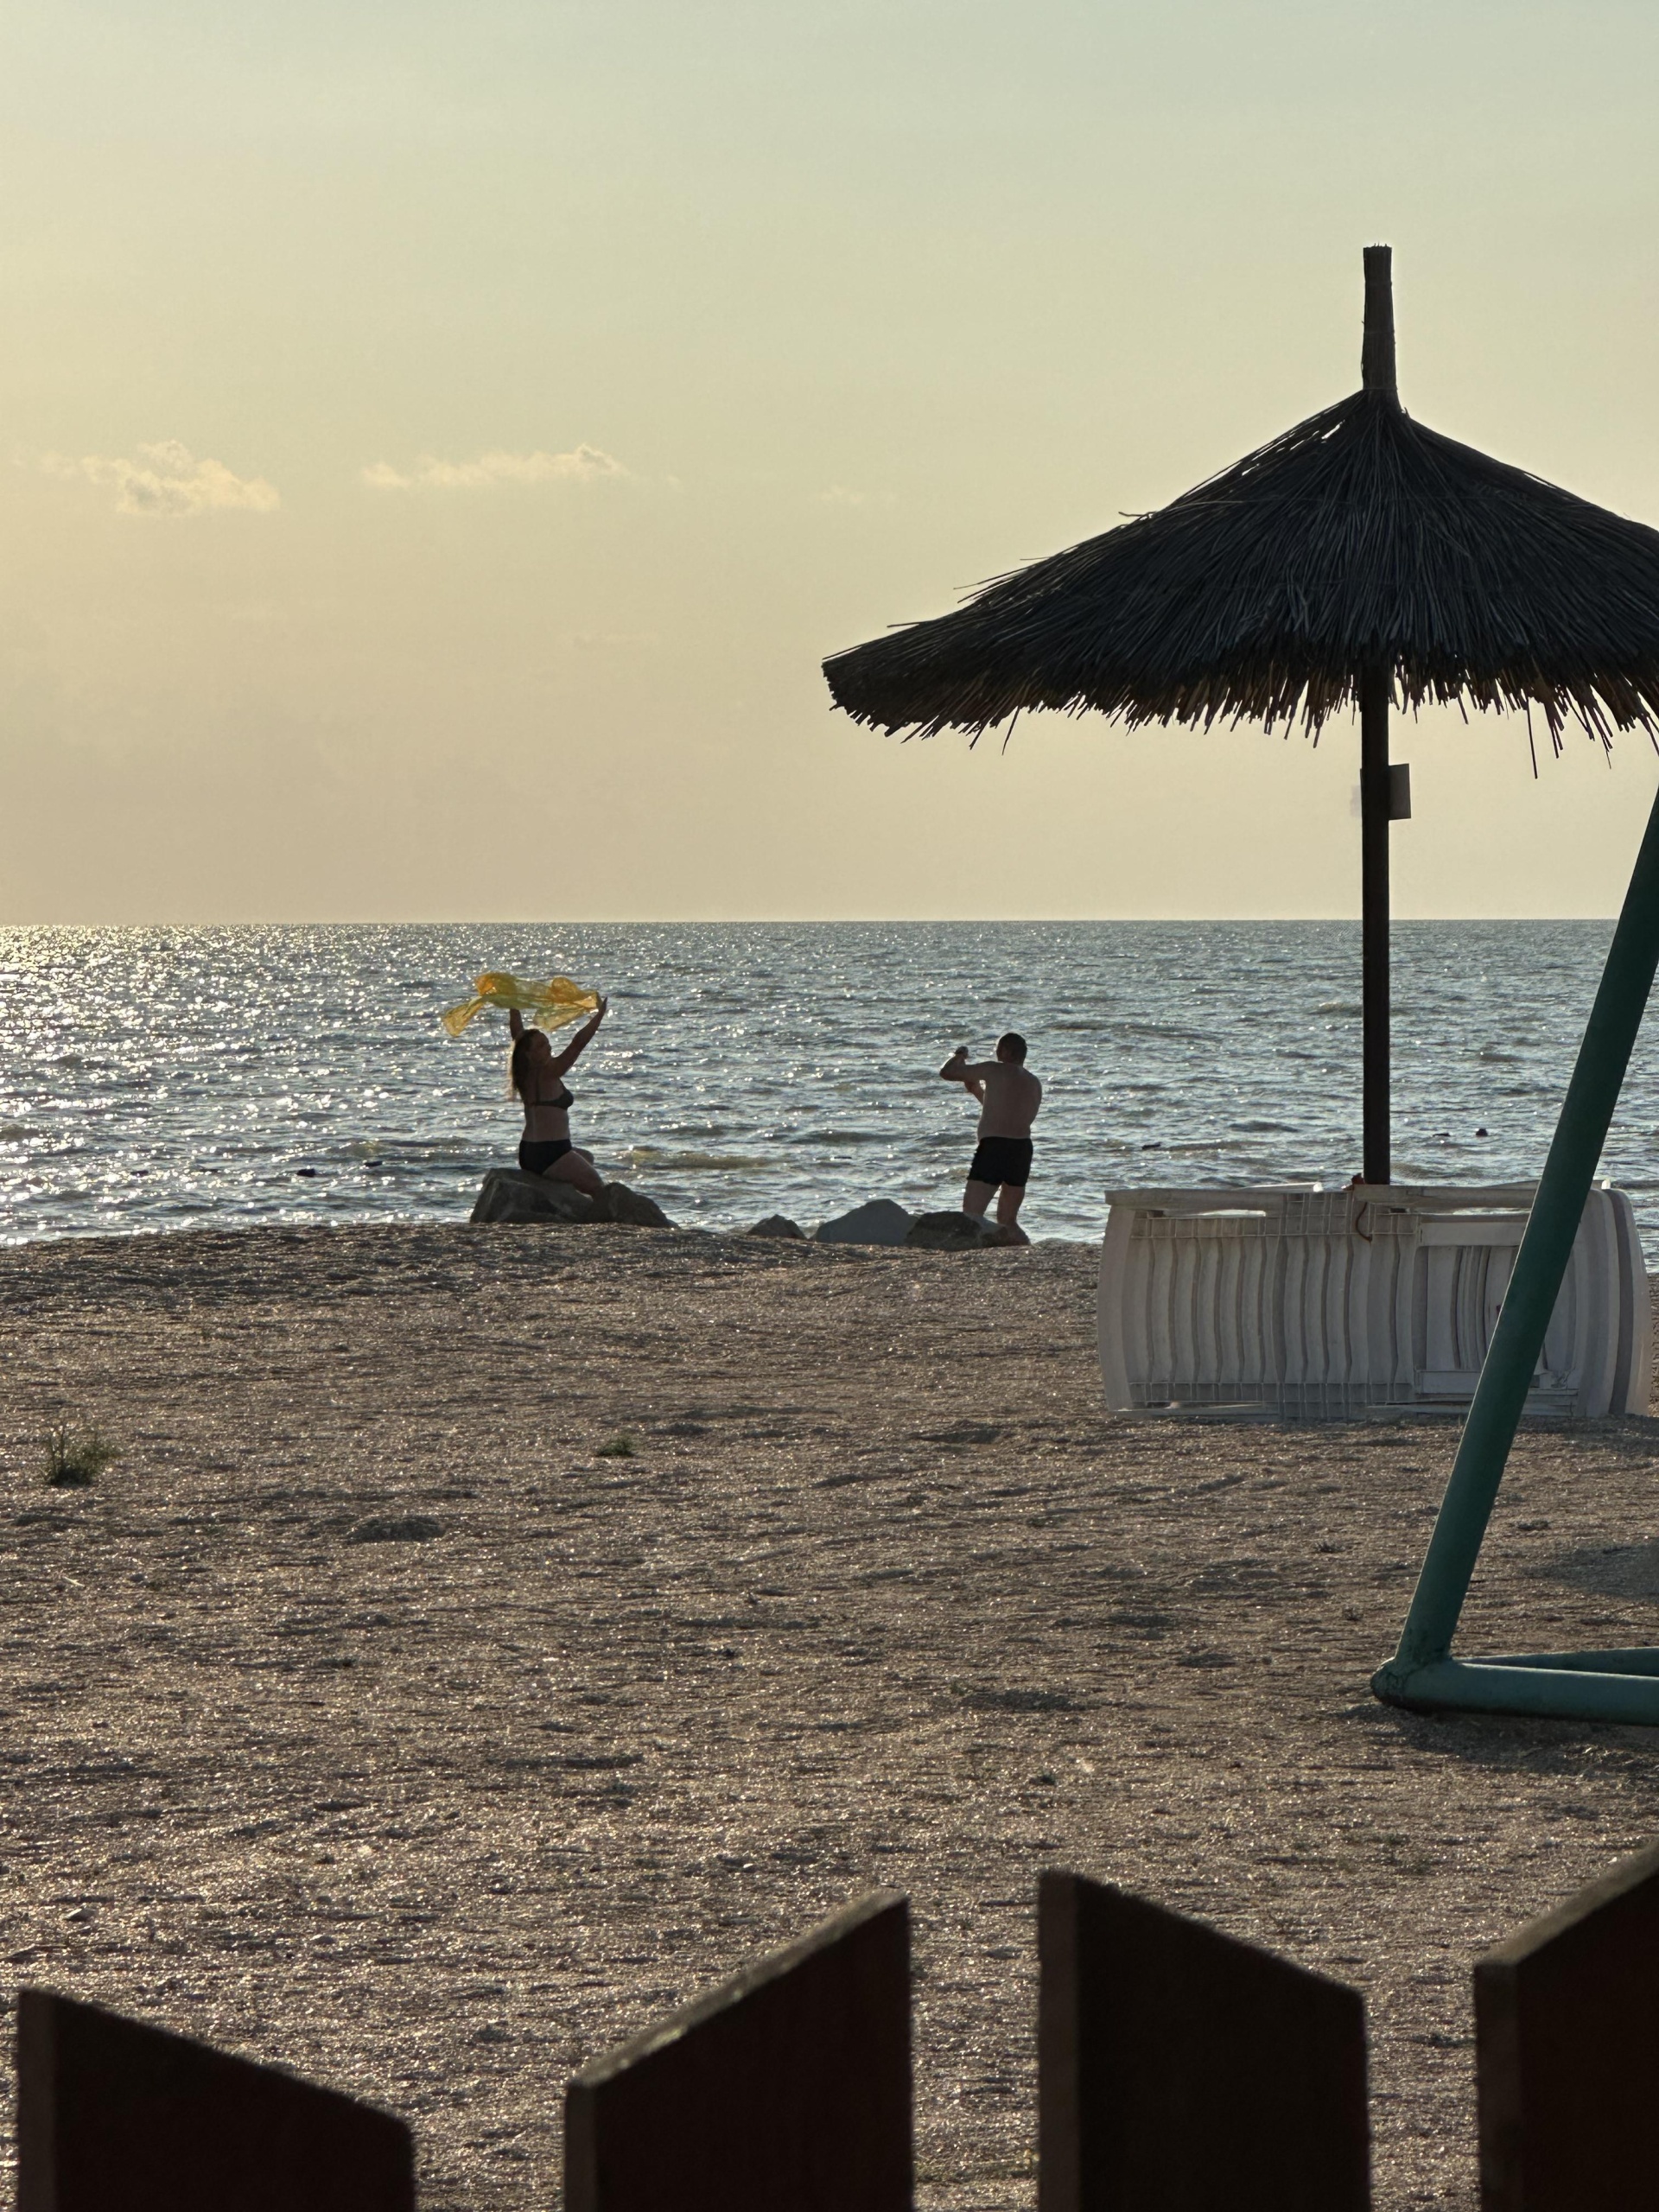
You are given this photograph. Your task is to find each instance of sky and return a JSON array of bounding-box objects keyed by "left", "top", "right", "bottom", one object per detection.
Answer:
[{"left": 3, "top": 0, "right": 1659, "bottom": 923}]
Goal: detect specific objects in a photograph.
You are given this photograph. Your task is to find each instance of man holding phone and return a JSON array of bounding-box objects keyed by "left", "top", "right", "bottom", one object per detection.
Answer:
[{"left": 938, "top": 1032, "right": 1042, "bottom": 1246}]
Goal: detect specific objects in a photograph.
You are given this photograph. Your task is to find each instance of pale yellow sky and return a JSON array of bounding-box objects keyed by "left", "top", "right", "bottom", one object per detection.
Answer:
[{"left": 3, "top": 0, "right": 1658, "bottom": 922}]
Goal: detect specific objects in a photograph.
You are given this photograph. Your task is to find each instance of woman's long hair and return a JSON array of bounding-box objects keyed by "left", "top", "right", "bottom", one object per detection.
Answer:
[{"left": 510, "top": 1030, "right": 539, "bottom": 1100}]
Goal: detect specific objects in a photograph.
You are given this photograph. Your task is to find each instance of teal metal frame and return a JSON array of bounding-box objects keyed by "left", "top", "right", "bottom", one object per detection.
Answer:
[{"left": 1374, "top": 782, "right": 1659, "bottom": 1724}]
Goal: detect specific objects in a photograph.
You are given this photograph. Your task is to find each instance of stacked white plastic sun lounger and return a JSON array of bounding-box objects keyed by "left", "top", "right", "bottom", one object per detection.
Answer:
[{"left": 1098, "top": 1181, "right": 1649, "bottom": 1420}]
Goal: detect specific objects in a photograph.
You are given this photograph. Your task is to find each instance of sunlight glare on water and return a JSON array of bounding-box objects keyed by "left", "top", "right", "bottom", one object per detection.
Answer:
[{"left": 2, "top": 920, "right": 1656, "bottom": 1250}]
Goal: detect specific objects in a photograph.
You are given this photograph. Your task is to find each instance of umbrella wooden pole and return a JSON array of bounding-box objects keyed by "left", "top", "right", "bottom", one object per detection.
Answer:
[
  {"left": 1361, "top": 243, "right": 1395, "bottom": 397},
  {"left": 1360, "top": 671, "right": 1391, "bottom": 1184},
  {"left": 1359, "top": 246, "right": 1397, "bottom": 1185}
]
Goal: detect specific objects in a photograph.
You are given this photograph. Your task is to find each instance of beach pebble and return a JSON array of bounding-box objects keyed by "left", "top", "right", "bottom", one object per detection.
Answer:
[
  {"left": 906, "top": 1211, "right": 1001, "bottom": 1251},
  {"left": 814, "top": 1198, "right": 913, "bottom": 1246},
  {"left": 349, "top": 1515, "right": 443, "bottom": 1544},
  {"left": 746, "top": 1214, "right": 806, "bottom": 1240}
]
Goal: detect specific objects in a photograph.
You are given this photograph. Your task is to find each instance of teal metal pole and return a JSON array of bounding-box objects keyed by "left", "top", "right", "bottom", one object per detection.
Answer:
[
  {"left": 1385, "top": 1657, "right": 1659, "bottom": 1723},
  {"left": 1375, "top": 778, "right": 1659, "bottom": 1700}
]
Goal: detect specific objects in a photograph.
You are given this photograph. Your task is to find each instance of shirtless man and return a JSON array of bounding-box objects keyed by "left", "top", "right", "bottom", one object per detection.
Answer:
[{"left": 938, "top": 1032, "right": 1042, "bottom": 1245}]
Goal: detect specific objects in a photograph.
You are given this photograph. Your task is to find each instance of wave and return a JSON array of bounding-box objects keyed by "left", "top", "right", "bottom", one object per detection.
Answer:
[{"left": 620, "top": 1146, "right": 769, "bottom": 1172}]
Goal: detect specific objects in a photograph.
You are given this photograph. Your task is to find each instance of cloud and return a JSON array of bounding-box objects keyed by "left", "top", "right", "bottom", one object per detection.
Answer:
[
  {"left": 41, "top": 440, "right": 280, "bottom": 517},
  {"left": 362, "top": 445, "right": 627, "bottom": 491}
]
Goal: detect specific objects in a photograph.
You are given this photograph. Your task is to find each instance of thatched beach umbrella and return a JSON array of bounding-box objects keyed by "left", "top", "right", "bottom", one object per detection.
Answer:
[{"left": 823, "top": 248, "right": 1659, "bottom": 1184}]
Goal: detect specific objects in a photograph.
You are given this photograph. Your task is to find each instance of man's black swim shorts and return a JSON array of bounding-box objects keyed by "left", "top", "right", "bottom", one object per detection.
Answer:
[{"left": 968, "top": 1136, "right": 1033, "bottom": 1189}]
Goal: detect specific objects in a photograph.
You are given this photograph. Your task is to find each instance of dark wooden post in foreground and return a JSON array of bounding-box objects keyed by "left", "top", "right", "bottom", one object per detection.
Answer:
[
  {"left": 565, "top": 1890, "right": 911, "bottom": 2212},
  {"left": 16, "top": 1988, "right": 414, "bottom": 2212},
  {"left": 1360, "top": 242, "right": 1398, "bottom": 1187},
  {"left": 1475, "top": 1838, "right": 1659, "bottom": 2209},
  {"left": 1038, "top": 1870, "right": 1370, "bottom": 2212}
]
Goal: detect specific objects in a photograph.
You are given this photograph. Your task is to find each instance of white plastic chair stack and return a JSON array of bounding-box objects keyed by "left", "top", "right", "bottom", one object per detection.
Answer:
[{"left": 1097, "top": 1182, "right": 1650, "bottom": 1420}]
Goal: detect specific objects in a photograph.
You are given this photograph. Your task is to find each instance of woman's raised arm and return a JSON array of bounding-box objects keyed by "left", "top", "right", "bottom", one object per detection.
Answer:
[{"left": 552, "top": 996, "right": 608, "bottom": 1076}]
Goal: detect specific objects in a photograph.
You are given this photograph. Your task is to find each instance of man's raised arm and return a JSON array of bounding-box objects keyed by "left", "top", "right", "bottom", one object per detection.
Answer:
[{"left": 941, "top": 1048, "right": 992, "bottom": 1102}]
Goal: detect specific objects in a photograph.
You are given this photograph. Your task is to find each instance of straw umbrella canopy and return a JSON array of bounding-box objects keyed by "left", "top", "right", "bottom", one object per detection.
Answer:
[{"left": 823, "top": 249, "right": 1659, "bottom": 1184}]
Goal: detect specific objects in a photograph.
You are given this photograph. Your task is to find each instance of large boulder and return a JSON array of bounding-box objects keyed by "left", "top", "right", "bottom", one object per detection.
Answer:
[
  {"left": 593, "top": 1181, "right": 674, "bottom": 1229},
  {"left": 747, "top": 1214, "right": 806, "bottom": 1240},
  {"left": 471, "top": 1169, "right": 595, "bottom": 1224},
  {"left": 906, "top": 1211, "right": 1001, "bottom": 1251},
  {"left": 814, "top": 1198, "right": 913, "bottom": 1247},
  {"left": 468, "top": 1173, "right": 674, "bottom": 1228}
]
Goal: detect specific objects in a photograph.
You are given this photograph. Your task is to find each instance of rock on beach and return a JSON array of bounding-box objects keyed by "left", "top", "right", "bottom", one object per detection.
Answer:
[
  {"left": 591, "top": 1181, "right": 674, "bottom": 1228},
  {"left": 469, "top": 1169, "right": 673, "bottom": 1229},
  {"left": 906, "top": 1211, "right": 1001, "bottom": 1251},
  {"left": 471, "top": 1168, "right": 594, "bottom": 1224},
  {"left": 814, "top": 1198, "right": 913, "bottom": 1245}
]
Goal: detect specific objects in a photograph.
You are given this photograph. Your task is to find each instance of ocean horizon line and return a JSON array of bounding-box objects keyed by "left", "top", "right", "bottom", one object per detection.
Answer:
[{"left": 0, "top": 912, "right": 1628, "bottom": 932}]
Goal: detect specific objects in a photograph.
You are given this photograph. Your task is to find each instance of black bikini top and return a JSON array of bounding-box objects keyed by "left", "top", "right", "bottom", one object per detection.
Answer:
[{"left": 523, "top": 1070, "right": 574, "bottom": 1110}]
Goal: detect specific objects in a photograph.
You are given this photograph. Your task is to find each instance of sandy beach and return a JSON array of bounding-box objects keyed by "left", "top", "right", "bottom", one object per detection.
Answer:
[{"left": 2, "top": 1219, "right": 1658, "bottom": 2209}]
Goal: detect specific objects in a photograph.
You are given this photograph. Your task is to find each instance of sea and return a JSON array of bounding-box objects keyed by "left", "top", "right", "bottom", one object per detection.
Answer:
[{"left": 3, "top": 920, "right": 1659, "bottom": 1254}]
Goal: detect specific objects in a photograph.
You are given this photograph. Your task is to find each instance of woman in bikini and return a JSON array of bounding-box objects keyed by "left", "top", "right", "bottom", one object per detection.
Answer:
[{"left": 509, "top": 997, "right": 608, "bottom": 1196}]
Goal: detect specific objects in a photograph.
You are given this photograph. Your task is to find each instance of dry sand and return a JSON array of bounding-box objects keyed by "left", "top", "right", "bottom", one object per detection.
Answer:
[{"left": 2, "top": 1220, "right": 1659, "bottom": 2208}]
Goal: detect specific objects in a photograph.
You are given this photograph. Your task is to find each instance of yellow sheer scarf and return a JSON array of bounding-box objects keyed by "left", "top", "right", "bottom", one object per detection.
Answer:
[{"left": 440, "top": 970, "right": 600, "bottom": 1038}]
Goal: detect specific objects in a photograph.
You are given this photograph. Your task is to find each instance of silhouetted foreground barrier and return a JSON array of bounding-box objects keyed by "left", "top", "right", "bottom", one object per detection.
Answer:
[
  {"left": 16, "top": 1987, "right": 416, "bottom": 2212},
  {"left": 567, "top": 1889, "right": 910, "bottom": 2212},
  {"left": 1473, "top": 1839, "right": 1659, "bottom": 2211},
  {"left": 16, "top": 1843, "right": 1659, "bottom": 2209},
  {"left": 1039, "top": 1871, "right": 1370, "bottom": 2211}
]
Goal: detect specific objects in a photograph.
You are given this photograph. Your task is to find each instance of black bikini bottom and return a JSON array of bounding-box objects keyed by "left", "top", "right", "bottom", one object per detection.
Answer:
[{"left": 519, "top": 1138, "right": 573, "bottom": 1175}]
